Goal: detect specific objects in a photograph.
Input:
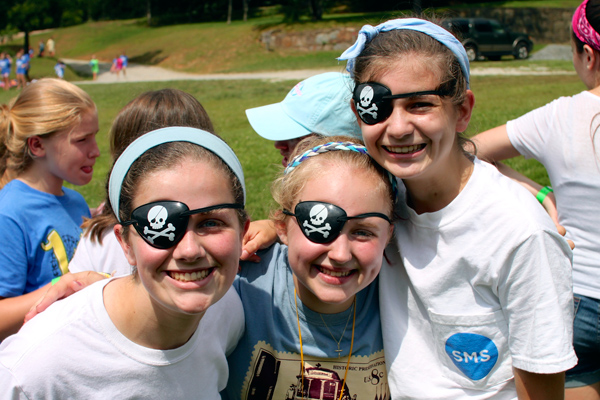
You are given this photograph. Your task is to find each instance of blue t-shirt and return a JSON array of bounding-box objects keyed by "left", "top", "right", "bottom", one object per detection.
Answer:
[
  {"left": 0, "top": 58, "right": 10, "bottom": 75},
  {"left": 0, "top": 180, "right": 90, "bottom": 297},
  {"left": 15, "top": 57, "right": 25, "bottom": 75},
  {"left": 224, "top": 243, "right": 389, "bottom": 400}
]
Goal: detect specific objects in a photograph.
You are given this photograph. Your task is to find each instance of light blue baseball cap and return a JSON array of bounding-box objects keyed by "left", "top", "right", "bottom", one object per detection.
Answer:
[{"left": 245, "top": 72, "right": 362, "bottom": 141}]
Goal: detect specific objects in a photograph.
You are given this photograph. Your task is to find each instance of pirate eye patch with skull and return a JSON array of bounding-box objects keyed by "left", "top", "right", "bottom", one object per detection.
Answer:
[
  {"left": 283, "top": 201, "right": 391, "bottom": 244},
  {"left": 353, "top": 82, "right": 451, "bottom": 125},
  {"left": 121, "top": 201, "right": 244, "bottom": 249}
]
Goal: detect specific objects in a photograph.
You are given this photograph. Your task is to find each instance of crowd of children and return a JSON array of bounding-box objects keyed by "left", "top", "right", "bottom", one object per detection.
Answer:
[{"left": 0, "top": 1, "right": 599, "bottom": 398}]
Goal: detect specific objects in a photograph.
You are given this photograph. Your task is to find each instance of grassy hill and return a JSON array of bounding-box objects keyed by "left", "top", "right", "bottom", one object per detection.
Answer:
[{"left": 4, "top": 0, "right": 581, "bottom": 76}]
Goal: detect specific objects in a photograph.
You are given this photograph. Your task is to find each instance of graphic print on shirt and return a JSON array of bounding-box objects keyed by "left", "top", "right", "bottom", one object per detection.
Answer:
[
  {"left": 445, "top": 333, "right": 499, "bottom": 380},
  {"left": 240, "top": 341, "right": 389, "bottom": 400},
  {"left": 41, "top": 230, "right": 79, "bottom": 276}
]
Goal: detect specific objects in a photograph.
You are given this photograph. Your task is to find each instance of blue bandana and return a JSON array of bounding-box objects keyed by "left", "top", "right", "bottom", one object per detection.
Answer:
[{"left": 338, "top": 18, "right": 470, "bottom": 88}]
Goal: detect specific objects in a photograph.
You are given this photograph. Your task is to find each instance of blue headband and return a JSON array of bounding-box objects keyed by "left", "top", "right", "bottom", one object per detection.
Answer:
[
  {"left": 285, "top": 141, "right": 398, "bottom": 199},
  {"left": 109, "top": 127, "right": 246, "bottom": 221},
  {"left": 338, "top": 18, "right": 470, "bottom": 89}
]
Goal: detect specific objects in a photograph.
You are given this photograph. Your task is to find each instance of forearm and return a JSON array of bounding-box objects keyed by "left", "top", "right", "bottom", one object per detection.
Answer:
[
  {"left": 0, "top": 284, "right": 50, "bottom": 341},
  {"left": 514, "top": 368, "right": 565, "bottom": 400}
]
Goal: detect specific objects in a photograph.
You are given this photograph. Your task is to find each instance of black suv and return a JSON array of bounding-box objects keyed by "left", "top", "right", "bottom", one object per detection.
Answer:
[{"left": 442, "top": 18, "right": 533, "bottom": 61}]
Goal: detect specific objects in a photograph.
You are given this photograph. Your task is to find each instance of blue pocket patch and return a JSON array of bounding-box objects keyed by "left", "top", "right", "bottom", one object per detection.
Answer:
[{"left": 445, "top": 333, "right": 498, "bottom": 380}]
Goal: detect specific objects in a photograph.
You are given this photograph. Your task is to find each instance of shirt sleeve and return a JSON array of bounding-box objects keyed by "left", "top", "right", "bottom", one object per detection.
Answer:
[
  {"left": 506, "top": 99, "right": 560, "bottom": 162},
  {"left": 497, "top": 228, "right": 577, "bottom": 373}
]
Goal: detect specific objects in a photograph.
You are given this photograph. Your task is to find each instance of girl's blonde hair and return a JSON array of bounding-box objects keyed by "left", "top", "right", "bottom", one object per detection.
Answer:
[
  {"left": 0, "top": 79, "right": 96, "bottom": 187},
  {"left": 271, "top": 135, "right": 395, "bottom": 223}
]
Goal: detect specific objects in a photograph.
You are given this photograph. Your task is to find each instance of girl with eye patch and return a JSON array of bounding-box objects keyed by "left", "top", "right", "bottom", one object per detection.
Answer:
[
  {"left": 338, "top": 18, "right": 576, "bottom": 399},
  {"left": 0, "top": 127, "right": 249, "bottom": 398},
  {"left": 223, "top": 135, "right": 395, "bottom": 400}
]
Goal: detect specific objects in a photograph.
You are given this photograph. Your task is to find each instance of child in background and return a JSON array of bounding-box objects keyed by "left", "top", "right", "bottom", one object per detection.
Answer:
[
  {"left": 246, "top": 72, "right": 361, "bottom": 167},
  {"left": 225, "top": 135, "right": 395, "bottom": 400},
  {"left": 339, "top": 17, "right": 576, "bottom": 398},
  {"left": 14, "top": 50, "right": 26, "bottom": 89},
  {"left": 472, "top": 0, "right": 600, "bottom": 397},
  {"left": 0, "top": 79, "right": 99, "bottom": 340},
  {"left": 54, "top": 60, "right": 65, "bottom": 79},
  {"left": 89, "top": 55, "right": 99, "bottom": 80},
  {"left": 119, "top": 52, "right": 128, "bottom": 78},
  {"left": 0, "top": 127, "right": 248, "bottom": 397},
  {"left": 0, "top": 53, "right": 11, "bottom": 91}
]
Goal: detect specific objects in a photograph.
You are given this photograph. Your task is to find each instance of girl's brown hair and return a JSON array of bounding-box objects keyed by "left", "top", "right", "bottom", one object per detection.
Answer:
[{"left": 84, "top": 89, "right": 215, "bottom": 243}]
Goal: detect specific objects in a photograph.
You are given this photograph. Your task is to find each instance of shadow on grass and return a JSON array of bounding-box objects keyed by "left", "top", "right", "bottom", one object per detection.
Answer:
[{"left": 130, "top": 50, "right": 167, "bottom": 65}]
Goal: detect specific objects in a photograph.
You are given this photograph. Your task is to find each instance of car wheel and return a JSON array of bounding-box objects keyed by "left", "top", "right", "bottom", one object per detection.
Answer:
[
  {"left": 514, "top": 42, "right": 529, "bottom": 59},
  {"left": 465, "top": 45, "right": 477, "bottom": 62}
]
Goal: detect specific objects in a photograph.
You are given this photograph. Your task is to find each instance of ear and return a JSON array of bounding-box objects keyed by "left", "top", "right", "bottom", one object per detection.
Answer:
[
  {"left": 350, "top": 99, "right": 362, "bottom": 125},
  {"left": 275, "top": 219, "right": 289, "bottom": 246},
  {"left": 27, "top": 136, "right": 45, "bottom": 158},
  {"left": 456, "top": 90, "right": 475, "bottom": 133},
  {"left": 583, "top": 44, "right": 597, "bottom": 70},
  {"left": 114, "top": 224, "right": 137, "bottom": 267}
]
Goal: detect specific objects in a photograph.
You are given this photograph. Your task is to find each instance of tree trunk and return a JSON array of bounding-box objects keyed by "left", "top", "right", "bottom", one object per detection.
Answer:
[
  {"left": 227, "top": 0, "right": 232, "bottom": 24},
  {"left": 147, "top": 0, "right": 152, "bottom": 25},
  {"left": 243, "top": 0, "right": 248, "bottom": 22}
]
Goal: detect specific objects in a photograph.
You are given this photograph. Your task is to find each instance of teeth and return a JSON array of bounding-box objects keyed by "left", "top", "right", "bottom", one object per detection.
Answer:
[
  {"left": 170, "top": 270, "right": 210, "bottom": 282},
  {"left": 318, "top": 267, "right": 352, "bottom": 278},
  {"left": 387, "top": 144, "right": 423, "bottom": 154}
]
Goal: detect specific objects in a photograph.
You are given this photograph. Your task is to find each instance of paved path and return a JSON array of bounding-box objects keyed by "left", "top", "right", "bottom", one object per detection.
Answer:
[{"left": 64, "top": 45, "right": 575, "bottom": 84}]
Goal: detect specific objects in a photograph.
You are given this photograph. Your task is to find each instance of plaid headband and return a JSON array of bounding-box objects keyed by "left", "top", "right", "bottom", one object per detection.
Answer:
[{"left": 573, "top": 0, "right": 600, "bottom": 52}]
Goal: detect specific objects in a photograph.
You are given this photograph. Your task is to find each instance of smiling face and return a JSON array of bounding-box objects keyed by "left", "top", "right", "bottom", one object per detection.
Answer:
[
  {"left": 39, "top": 110, "right": 100, "bottom": 189},
  {"left": 117, "top": 158, "right": 246, "bottom": 318},
  {"left": 278, "top": 162, "right": 393, "bottom": 314},
  {"left": 356, "top": 57, "right": 472, "bottom": 185}
]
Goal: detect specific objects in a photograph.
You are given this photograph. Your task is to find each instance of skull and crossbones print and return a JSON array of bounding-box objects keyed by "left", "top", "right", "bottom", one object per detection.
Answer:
[
  {"left": 356, "top": 85, "right": 378, "bottom": 120},
  {"left": 142, "top": 205, "right": 176, "bottom": 244},
  {"left": 302, "top": 203, "right": 332, "bottom": 239}
]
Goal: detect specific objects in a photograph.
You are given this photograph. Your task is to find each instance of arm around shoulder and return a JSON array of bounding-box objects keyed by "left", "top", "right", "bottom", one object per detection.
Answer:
[{"left": 471, "top": 125, "right": 520, "bottom": 163}]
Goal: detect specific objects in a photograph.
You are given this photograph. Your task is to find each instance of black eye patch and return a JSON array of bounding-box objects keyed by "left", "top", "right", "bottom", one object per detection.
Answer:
[
  {"left": 283, "top": 201, "right": 391, "bottom": 244},
  {"left": 353, "top": 82, "right": 451, "bottom": 125},
  {"left": 121, "top": 200, "right": 243, "bottom": 249}
]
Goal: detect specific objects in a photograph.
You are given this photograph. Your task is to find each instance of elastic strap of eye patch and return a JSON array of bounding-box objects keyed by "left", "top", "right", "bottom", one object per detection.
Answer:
[
  {"left": 346, "top": 212, "right": 392, "bottom": 224},
  {"left": 384, "top": 89, "right": 452, "bottom": 99},
  {"left": 181, "top": 203, "right": 244, "bottom": 216}
]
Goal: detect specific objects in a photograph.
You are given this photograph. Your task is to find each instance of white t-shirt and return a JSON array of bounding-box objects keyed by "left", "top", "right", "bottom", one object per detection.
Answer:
[
  {"left": 0, "top": 279, "right": 244, "bottom": 399},
  {"left": 380, "top": 159, "right": 576, "bottom": 399},
  {"left": 69, "top": 229, "right": 132, "bottom": 277},
  {"left": 507, "top": 91, "right": 600, "bottom": 300}
]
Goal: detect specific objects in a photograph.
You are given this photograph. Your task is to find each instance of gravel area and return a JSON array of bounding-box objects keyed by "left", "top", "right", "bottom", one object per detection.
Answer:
[{"left": 64, "top": 45, "right": 575, "bottom": 84}]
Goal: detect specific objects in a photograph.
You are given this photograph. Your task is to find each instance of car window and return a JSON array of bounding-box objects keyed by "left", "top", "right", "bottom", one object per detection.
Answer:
[
  {"left": 474, "top": 21, "right": 493, "bottom": 33},
  {"left": 490, "top": 20, "right": 506, "bottom": 34}
]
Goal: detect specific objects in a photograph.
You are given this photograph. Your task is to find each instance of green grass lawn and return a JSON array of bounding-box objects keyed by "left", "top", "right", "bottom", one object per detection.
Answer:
[{"left": 0, "top": 72, "right": 584, "bottom": 220}]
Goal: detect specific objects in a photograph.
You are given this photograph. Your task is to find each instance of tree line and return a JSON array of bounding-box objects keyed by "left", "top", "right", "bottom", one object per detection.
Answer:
[{"left": 1, "top": 0, "right": 502, "bottom": 50}]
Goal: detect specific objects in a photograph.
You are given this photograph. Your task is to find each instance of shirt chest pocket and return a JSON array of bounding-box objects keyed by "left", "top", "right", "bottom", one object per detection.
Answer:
[{"left": 428, "top": 309, "right": 514, "bottom": 391}]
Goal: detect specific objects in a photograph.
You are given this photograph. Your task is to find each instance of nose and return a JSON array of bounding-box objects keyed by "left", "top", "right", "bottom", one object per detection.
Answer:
[
  {"left": 327, "top": 234, "right": 353, "bottom": 265},
  {"left": 172, "top": 228, "right": 206, "bottom": 262},
  {"left": 273, "top": 141, "right": 288, "bottom": 151},
  {"left": 89, "top": 138, "right": 100, "bottom": 159},
  {"left": 385, "top": 103, "right": 414, "bottom": 138}
]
